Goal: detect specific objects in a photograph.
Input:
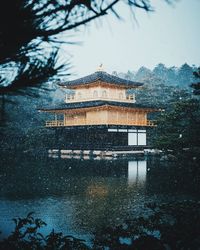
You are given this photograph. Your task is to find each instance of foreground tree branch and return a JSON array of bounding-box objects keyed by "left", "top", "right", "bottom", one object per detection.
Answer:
[{"left": 0, "top": 0, "right": 173, "bottom": 91}]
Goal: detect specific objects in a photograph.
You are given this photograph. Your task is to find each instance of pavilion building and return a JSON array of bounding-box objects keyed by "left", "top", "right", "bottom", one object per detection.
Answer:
[{"left": 40, "top": 67, "right": 158, "bottom": 149}]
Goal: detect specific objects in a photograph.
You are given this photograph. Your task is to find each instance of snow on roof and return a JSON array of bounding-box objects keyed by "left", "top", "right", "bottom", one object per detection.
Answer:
[
  {"left": 59, "top": 71, "right": 143, "bottom": 88},
  {"left": 39, "top": 100, "right": 157, "bottom": 112}
]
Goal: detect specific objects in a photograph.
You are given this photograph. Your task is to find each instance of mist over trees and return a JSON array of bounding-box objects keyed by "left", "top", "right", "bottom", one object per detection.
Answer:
[
  {"left": 114, "top": 63, "right": 197, "bottom": 110},
  {"left": 115, "top": 63, "right": 198, "bottom": 88}
]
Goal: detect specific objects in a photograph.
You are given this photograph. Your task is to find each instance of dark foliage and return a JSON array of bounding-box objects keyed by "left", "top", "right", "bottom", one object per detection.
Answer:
[
  {"left": 191, "top": 67, "right": 200, "bottom": 95},
  {"left": 93, "top": 201, "right": 200, "bottom": 250},
  {"left": 1, "top": 201, "right": 199, "bottom": 249},
  {"left": 153, "top": 99, "right": 200, "bottom": 156},
  {"left": 0, "top": 212, "right": 89, "bottom": 250}
]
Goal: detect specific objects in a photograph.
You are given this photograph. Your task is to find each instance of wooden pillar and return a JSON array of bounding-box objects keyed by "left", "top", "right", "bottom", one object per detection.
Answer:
[
  {"left": 145, "top": 112, "right": 147, "bottom": 125},
  {"left": 136, "top": 111, "right": 138, "bottom": 125}
]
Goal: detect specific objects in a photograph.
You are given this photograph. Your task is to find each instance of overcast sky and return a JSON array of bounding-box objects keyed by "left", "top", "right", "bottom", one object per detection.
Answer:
[{"left": 61, "top": 0, "right": 200, "bottom": 78}]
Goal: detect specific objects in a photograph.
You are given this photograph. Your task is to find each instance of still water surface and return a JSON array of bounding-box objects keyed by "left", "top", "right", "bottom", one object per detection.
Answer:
[{"left": 0, "top": 154, "right": 199, "bottom": 242}]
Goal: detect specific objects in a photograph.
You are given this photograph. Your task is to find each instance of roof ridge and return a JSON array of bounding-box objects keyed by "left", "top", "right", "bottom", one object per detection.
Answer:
[{"left": 59, "top": 71, "right": 143, "bottom": 88}]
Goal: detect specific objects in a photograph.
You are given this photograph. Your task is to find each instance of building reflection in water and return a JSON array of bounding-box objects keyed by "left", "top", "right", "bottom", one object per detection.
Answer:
[
  {"left": 0, "top": 154, "right": 148, "bottom": 197},
  {"left": 128, "top": 160, "right": 147, "bottom": 185},
  {"left": 0, "top": 155, "right": 149, "bottom": 241},
  {"left": 0, "top": 153, "right": 199, "bottom": 242}
]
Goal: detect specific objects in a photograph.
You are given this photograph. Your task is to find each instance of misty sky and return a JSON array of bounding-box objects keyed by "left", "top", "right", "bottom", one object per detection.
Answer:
[{"left": 61, "top": 0, "right": 200, "bottom": 78}]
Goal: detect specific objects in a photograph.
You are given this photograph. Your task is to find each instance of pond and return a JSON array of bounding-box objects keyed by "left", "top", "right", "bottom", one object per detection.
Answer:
[{"left": 0, "top": 153, "right": 199, "bottom": 244}]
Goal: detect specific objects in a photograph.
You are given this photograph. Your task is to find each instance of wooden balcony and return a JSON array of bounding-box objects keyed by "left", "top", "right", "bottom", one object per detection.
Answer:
[
  {"left": 147, "top": 120, "right": 156, "bottom": 126},
  {"left": 65, "top": 94, "right": 135, "bottom": 103},
  {"left": 46, "top": 120, "right": 64, "bottom": 127},
  {"left": 45, "top": 119, "right": 156, "bottom": 127}
]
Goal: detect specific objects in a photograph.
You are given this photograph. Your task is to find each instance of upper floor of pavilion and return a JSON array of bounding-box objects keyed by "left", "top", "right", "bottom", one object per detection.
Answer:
[{"left": 59, "top": 67, "right": 143, "bottom": 104}]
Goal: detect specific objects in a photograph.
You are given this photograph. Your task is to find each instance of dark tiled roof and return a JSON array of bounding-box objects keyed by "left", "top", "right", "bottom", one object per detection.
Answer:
[
  {"left": 40, "top": 100, "right": 157, "bottom": 112},
  {"left": 59, "top": 71, "right": 143, "bottom": 88}
]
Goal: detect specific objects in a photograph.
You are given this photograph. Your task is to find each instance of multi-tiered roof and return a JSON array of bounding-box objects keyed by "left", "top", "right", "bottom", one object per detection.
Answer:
[{"left": 40, "top": 69, "right": 157, "bottom": 127}]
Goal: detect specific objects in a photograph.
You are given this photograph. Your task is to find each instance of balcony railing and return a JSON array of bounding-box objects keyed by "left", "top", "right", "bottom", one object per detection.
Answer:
[
  {"left": 46, "top": 120, "right": 64, "bottom": 127},
  {"left": 147, "top": 120, "right": 156, "bottom": 126},
  {"left": 65, "top": 94, "right": 135, "bottom": 103},
  {"left": 45, "top": 119, "right": 156, "bottom": 127}
]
